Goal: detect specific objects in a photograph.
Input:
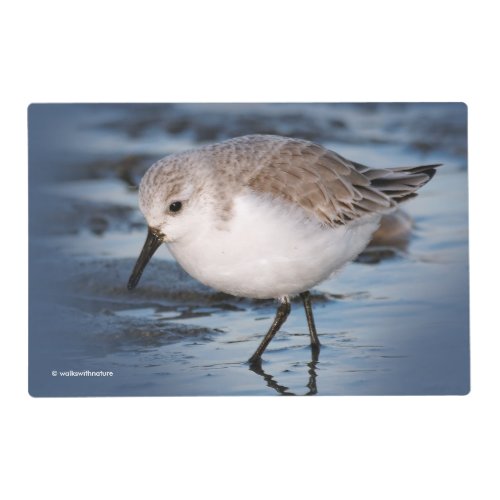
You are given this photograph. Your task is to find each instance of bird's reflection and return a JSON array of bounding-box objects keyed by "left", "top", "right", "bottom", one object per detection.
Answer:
[{"left": 249, "top": 345, "right": 320, "bottom": 396}]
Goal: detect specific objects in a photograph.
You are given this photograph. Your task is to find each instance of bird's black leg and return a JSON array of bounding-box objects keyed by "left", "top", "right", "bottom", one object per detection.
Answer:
[
  {"left": 248, "top": 297, "right": 291, "bottom": 365},
  {"left": 300, "top": 291, "right": 320, "bottom": 352}
]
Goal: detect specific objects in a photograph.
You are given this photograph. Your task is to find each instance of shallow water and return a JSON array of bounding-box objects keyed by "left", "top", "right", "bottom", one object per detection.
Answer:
[{"left": 28, "top": 103, "right": 469, "bottom": 396}]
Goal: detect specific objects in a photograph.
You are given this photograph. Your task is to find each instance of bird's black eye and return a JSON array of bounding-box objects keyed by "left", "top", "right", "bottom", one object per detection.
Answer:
[{"left": 169, "top": 201, "right": 182, "bottom": 213}]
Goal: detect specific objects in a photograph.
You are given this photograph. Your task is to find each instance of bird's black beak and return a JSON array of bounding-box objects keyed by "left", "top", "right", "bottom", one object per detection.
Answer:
[{"left": 127, "top": 227, "right": 164, "bottom": 290}]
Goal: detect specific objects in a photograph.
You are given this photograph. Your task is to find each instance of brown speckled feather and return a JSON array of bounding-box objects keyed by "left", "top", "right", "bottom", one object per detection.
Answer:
[{"left": 226, "top": 135, "right": 442, "bottom": 226}]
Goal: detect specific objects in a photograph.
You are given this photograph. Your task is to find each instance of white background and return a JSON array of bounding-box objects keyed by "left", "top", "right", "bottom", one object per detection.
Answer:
[{"left": 1, "top": 1, "right": 498, "bottom": 498}]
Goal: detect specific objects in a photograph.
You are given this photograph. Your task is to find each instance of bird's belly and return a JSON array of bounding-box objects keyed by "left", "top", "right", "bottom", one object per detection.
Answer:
[{"left": 168, "top": 193, "right": 381, "bottom": 299}]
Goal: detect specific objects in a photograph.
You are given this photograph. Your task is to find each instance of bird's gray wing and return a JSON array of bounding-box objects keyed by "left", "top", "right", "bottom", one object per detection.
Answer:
[{"left": 246, "top": 139, "right": 398, "bottom": 226}]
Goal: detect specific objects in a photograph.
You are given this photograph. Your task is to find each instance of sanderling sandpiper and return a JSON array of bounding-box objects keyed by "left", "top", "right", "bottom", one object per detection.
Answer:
[{"left": 127, "top": 134, "right": 441, "bottom": 365}]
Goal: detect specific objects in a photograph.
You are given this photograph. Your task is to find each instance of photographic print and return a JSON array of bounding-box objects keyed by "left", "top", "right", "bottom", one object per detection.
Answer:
[{"left": 28, "top": 103, "right": 469, "bottom": 396}]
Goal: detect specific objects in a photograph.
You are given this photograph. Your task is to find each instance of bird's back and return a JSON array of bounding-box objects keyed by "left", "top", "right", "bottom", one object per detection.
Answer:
[{"left": 206, "top": 135, "right": 441, "bottom": 227}]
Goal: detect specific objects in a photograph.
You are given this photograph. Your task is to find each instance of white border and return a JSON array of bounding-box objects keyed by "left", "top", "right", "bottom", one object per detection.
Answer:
[{"left": 2, "top": 1, "right": 497, "bottom": 498}]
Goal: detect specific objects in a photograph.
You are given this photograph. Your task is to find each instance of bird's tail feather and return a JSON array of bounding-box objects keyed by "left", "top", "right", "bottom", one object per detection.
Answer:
[{"left": 369, "top": 164, "right": 442, "bottom": 204}]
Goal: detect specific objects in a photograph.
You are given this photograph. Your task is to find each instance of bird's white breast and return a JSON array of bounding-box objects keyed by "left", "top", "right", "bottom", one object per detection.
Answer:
[{"left": 168, "top": 192, "right": 381, "bottom": 299}]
